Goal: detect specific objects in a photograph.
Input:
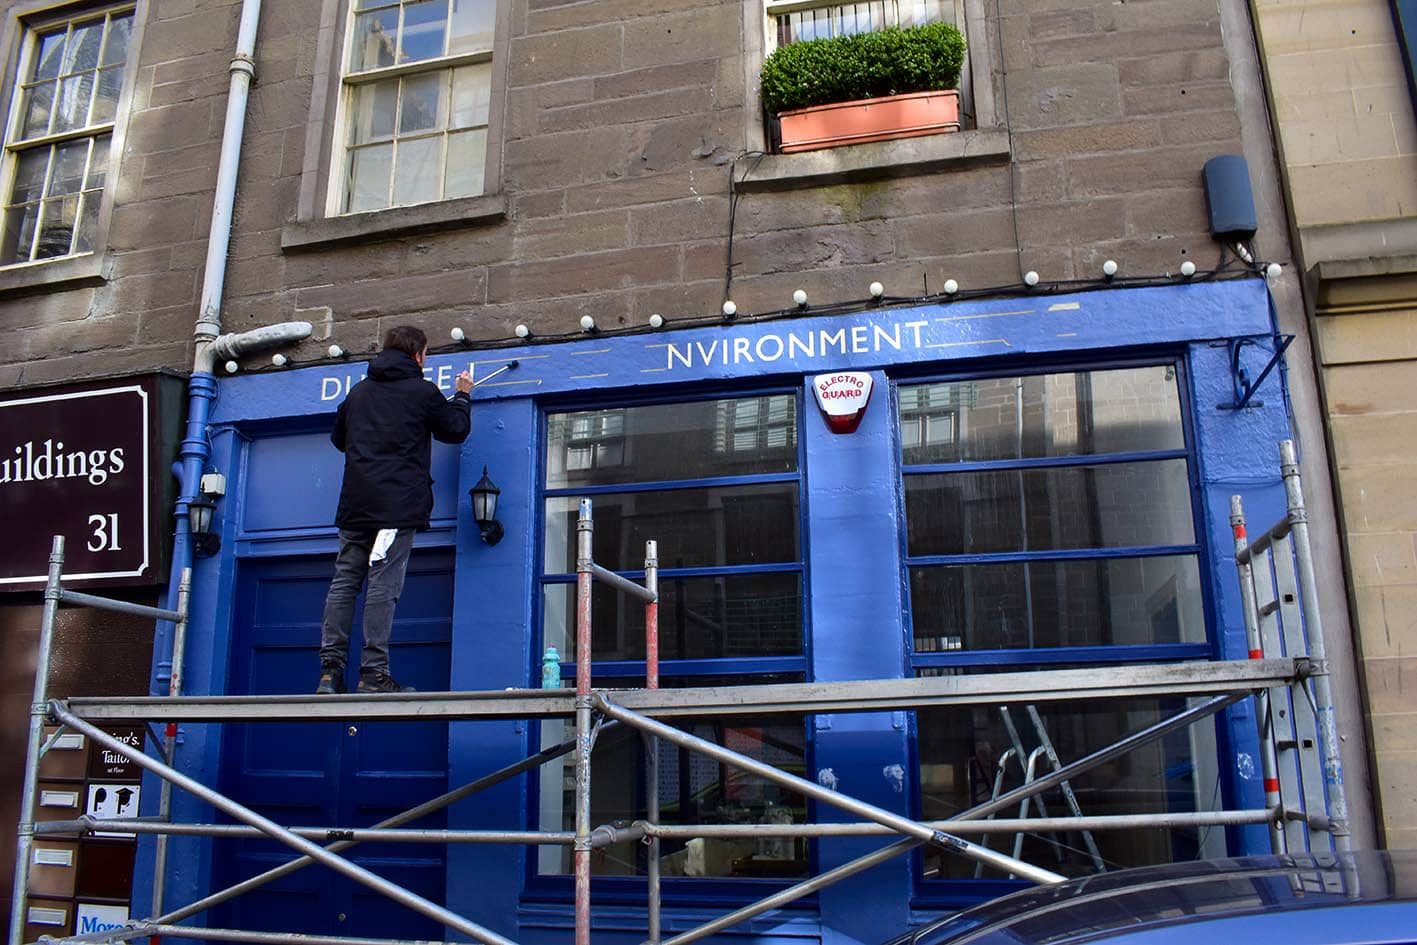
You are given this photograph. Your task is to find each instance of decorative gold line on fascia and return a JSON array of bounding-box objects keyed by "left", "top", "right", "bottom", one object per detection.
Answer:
[
  {"left": 1048, "top": 302, "right": 1081, "bottom": 312},
  {"left": 925, "top": 339, "right": 1012, "bottom": 349},
  {"left": 471, "top": 354, "right": 549, "bottom": 365},
  {"left": 641, "top": 367, "right": 669, "bottom": 373},
  {"left": 482, "top": 379, "right": 542, "bottom": 387},
  {"left": 936, "top": 309, "right": 1034, "bottom": 322},
  {"left": 571, "top": 348, "right": 612, "bottom": 356},
  {"left": 571, "top": 373, "right": 610, "bottom": 380},
  {"left": 1057, "top": 332, "right": 1079, "bottom": 337}
]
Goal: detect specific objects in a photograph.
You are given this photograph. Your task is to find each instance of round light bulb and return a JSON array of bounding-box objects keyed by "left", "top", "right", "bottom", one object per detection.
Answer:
[
  {"left": 1265, "top": 262, "right": 1282, "bottom": 282},
  {"left": 224, "top": 361, "right": 238, "bottom": 374},
  {"left": 869, "top": 281, "right": 885, "bottom": 298},
  {"left": 648, "top": 313, "right": 664, "bottom": 328},
  {"left": 1180, "top": 260, "right": 1197, "bottom": 278},
  {"left": 1024, "top": 271, "right": 1040, "bottom": 287},
  {"left": 450, "top": 327, "right": 465, "bottom": 342},
  {"left": 943, "top": 279, "right": 959, "bottom": 295},
  {"left": 515, "top": 324, "right": 530, "bottom": 338},
  {"left": 271, "top": 353, "right": 287, "bottom": 367},
  {"left": 579, "top": 315, "right": 596, "bottom": 331},
  {"left": 1102, "top": 260, "right": 1118, "bottom": 278},
  {"left": 722, "top": 300, "right": 737, "bottom": 317},
  {"left": 328, "top": 344, "right": 344, "bottom": 358},
  {"left": 793, "top": 289, "right": 808, "bottom": 307}
]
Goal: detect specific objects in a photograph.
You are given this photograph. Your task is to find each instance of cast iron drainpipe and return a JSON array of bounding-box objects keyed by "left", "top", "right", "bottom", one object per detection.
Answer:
[{"left": 149, "top": 0, "right": 310, "bottom": 919}]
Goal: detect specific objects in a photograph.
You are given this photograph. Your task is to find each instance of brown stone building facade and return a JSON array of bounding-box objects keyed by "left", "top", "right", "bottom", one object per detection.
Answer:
[
  {"left": 0, "top": 0, "right": 1388, "bottom": 940},
  {"left": 1250, "top": 0, "right": 1417, "bottom": 849}
]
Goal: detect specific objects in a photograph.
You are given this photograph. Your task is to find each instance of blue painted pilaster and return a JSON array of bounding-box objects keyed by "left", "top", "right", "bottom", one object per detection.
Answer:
[
  {"left": 802, "top": 372, "right": 912, "bottom": 945},
  {"left": 446, "top": 397, "right": 540, "bottom": 938}
]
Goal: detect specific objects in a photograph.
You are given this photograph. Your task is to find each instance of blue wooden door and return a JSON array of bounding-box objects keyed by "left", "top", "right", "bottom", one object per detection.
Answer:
[{"left": 215, "top": 551, "right": 453, "bottom": 938}]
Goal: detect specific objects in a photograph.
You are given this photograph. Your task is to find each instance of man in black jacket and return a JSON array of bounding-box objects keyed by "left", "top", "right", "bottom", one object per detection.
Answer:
[{"left": 316, "top": 325, "right": 473, "bottom": 694}]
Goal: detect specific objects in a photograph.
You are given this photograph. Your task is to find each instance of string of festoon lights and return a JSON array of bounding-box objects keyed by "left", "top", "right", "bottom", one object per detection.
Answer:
[{"left": 224, "top": 257, "right": 1283, "bottom": 374}]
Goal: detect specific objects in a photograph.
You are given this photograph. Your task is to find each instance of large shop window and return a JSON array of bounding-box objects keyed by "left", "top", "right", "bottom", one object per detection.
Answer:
[
  {"left": 537, "top": 394, "right": 810, "bottom": 882},
  {"left": 336, "top": 0, "right": 496, "bottom": 213},
  {"left": 899, "top": 365, "right": 1223, "bottom": 884},
  {"left": 0, "top": 5, "right": 133, "bottom": 265}
]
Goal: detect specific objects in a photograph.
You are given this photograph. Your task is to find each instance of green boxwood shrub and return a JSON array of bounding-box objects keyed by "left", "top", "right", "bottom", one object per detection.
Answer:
[{"left": 759, "top": 22, "right": 966, "bottom": 115}]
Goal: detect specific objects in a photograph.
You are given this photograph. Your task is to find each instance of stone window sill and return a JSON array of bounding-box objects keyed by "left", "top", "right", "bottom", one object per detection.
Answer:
[
  {"left": 0, "top": 252, "right": 106, "bottom": 297},
  {"left": 281, "top": 192, "right": 509, "bottom": 252},
  {"left": 736, "top": 127, "right": 1011, "bottom": 193}
]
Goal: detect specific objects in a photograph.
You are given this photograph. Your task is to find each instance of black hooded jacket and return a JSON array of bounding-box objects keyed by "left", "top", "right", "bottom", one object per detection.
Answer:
[{"left": 331, "top": 349, "right": 472, "bottom": 530}]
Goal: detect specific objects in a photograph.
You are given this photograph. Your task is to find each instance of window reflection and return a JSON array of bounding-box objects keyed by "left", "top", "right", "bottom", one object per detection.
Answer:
[
  {"left": 539, "top": 701, "right": 809, "bottom": 879},
  {"left": 910, "top": 557, "right": 1205, "bottom": 651},
  {"left": 546, "top": 396, "right": 797, "bottom": 489},
  {"left": 900, "top": 367, "right": 1184, "bottom": 466},
  {"left": 915, "top": 696, "right": 1223, "bottom": 880}
]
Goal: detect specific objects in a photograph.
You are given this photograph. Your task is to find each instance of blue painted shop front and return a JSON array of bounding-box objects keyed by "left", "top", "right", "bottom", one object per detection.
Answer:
[{"left": 135, "top": 278, "right": 1295, "bottom": 945}]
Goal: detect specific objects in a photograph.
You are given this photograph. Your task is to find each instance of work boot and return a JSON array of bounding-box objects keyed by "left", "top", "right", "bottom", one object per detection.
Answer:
[
  {"left": 357, "top": 671, "right": 416, "bottom": 694},
  {"left": 315, "top": 662, "right": 346, "bottom": 695}
]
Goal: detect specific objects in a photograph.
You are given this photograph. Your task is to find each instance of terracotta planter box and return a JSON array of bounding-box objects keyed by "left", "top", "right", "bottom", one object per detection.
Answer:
[{"left": 776, "top": 89, "right": 961, "bottom": 153}]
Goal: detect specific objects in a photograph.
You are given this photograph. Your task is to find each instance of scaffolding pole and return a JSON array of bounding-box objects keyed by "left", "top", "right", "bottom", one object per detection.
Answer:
[
  {"left": 48, "top": 705, "right": 518, "bottom": 945},
  {"left": 593, "top": 696, "right": 1067, "bottom": 885},
  {"left": 9, "top": 538, "right": 66, "bottom": 945}
]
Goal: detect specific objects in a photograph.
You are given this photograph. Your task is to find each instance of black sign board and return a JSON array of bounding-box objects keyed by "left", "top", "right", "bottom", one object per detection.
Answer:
[
  {"left": 0, "top": 374, "right": 182, "bottom": 590},
  {"left": 85, "top": 725, "right": 144, "bottom": 782}
]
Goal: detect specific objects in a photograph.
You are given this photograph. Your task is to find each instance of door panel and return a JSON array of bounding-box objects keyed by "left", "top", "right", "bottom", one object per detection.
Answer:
[{"left": 215, "top": 551, "right": 452, "bottom": 938}]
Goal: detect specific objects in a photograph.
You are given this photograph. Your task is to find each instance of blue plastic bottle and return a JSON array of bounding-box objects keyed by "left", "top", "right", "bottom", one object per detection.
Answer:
[{"left": 541, "top": 645, "right": 562, "bottom": 689}]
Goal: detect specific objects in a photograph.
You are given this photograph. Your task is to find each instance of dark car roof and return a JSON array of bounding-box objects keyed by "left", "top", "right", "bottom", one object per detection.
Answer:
[{"left": 900, "top": 852, "right": 1417, "bottom": 945}]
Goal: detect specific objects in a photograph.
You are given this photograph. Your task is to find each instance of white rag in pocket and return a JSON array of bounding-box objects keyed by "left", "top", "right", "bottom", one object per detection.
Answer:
[{"left": 369, "top": 528, "right": 398, "bottom": 565}]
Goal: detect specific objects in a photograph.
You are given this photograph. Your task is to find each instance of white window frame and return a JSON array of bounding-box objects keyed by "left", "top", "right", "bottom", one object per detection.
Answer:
[
  {"left": 327, "top": 0, "right": 499, "bottom": 217},
  {"left": 0, "top": 1, "right": 136, "bottom": 271}
]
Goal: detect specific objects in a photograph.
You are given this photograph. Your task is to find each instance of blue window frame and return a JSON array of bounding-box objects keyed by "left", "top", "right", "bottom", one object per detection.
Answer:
[
  {"left": 532, "top": 389, "right": 815, "bottom": 891},
  {"left": 897, "top": 359, "right": 1226, "bottom": 894}
]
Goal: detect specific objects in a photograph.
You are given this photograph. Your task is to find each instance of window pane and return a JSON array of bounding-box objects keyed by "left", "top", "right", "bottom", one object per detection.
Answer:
[
  {"left": 101, "top": 13, "right": 133, "bottom": 67},
  {"left": 349, "top": 78, "right": 398, "bottom": 144},
  {"left": 909, "top": 555, "right": 1206, "bottom": 651},
  {"left": 0, "top": 203, "right": 40, "bottom": 264},
  {"left": 91, "top": 67, "right": 123, "bottom": 124},
  {"left": 399, "top": 72, "right": 446, "bottom": 135},
  {"left": 65, "top": 20, "right": 103, "bottom": 73},
  {"left": 400, "top": 0, "right": 449, "bottom": 63},
  {"left": 344, "top": 143, "right": 392, "bottom": 212},
  {"left": 537, "top": 708, "right": 808, "bottom": 877},
  {"left": 544, "top": 484, "right": 800, "bottom": 574},
  {"left": 86, "top": 137, "right": 110, "bottom": 190},
  {"left": 917, "top": 697, "right": 1222, "bottom": 879},
  {"left": 10, "top": 148, "right": 51, "bottom": 205},
  {"left": 904, "top": 460, "right": 1195, "bottom": 556},
  {"left": 74, "top": 191, "right": 99, "bottom": 253},
  {"left": 35, "top": 196, "right": 77, "bottom": 258},
  {"left": 542, "top": 572, "right": 803, "bottom": 660},
  {"left": 21, "top": 82, "right": 55, "bottom": 139},
  {"left": 443, "top": 128, "right": 486, "bottom": 198},
  {"left": 350, "top": 8, "right": 398, "bottom": 71},
  {"left": 450, "top": 62, "right": 491, "bottom": 128},
  {"left": 33, "top": 30, "right": 65, "bottom": 81},
  {"left": 449, "top": 0, "right": 496, "bottom": 53},
  {"left": 899, "top": 367, "right": 1185, "bottom": 465},
  {"left": 391, "top": 136, "right": 441, "bottom": 205},
  {"left": 48, "top": 140, "right": 89, "bottom": 196},
  {"left": 53, "top": 72, "right": 95, "bottom": 132},
  {"left": 546, "top": 397, "right": 798, "bottom": 489}
]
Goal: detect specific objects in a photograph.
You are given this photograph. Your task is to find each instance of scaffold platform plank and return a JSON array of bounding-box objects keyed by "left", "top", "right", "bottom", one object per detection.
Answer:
[{"left": 60, "top": 658, "right": 1298, "bottom": 723}]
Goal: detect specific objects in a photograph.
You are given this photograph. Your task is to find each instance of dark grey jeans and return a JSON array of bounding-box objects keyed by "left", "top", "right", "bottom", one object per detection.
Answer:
[{"left": 319, "top": 527, "right": 416, "bottom": 677}]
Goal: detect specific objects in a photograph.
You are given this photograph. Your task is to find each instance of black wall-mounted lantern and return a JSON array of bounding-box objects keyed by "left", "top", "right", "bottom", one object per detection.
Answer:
[
  {"left": 469, "top": 466, "right": 504, "bottom": 546},
  {"left": 188, "top": 493, "right": 221, "bottom": 557}
]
